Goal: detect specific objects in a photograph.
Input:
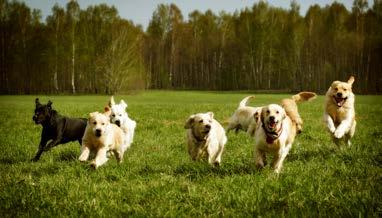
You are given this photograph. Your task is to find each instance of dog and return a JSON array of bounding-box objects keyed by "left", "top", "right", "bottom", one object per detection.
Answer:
[
  {"left": 32, "top": 98, "right": 87, "bottom": 161},
  {"left": 253, "top": 92, "right": 316, "bottom": 173},
  {"left": 79, "top": 107, "right": 124, "bottom": 169},
  {"left": 108, "top": 96, "right": 136, "bottom": 152},
  {"left": 184, "top": 112, "right": 227, "bottom": 166},
  {"left": 324, "top": 76, "right": 356, "bottom": 147},
  {"left": 226, "top": 96, "right": 262, "bottom": 134}
]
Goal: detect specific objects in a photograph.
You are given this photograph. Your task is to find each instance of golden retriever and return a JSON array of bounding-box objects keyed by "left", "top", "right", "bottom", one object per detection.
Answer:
[
  {"left": 184, "top": 112, "right": 227, "bottom": 166},
  {"left": 324, "top": 76, "right": 356, "bottom": 146},
  {"left": 79, "top": 107, "right": 124, "bottom": 169},
  {"left": 253, "top": 92, "right": 316, "bottom": 173},
  {"left": 226, "top": 96, "right": 262, "bottom": 134}
]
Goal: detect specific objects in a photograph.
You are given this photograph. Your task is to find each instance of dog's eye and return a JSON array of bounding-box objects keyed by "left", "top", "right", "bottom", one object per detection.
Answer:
[
  {"left": 102, "top": 123, "right": 105, "bottom": 125},
  {"left": 112, "top": 114, "right": 115, "bottom": 117},
  {"left": 266, "top": 110, "right": 270, "bottom": 114},
  {"left": 199, "top": 120, "right": 203, "bottom": 123},
  {"left": 335, "top": 88, "right": 338, "bottom": 91},
  {"left": 344, "top": 88, "right": 347, "bottom": 91},
  {"left": 276, "top": 111, "right": 279, "bottom": 114},
  {"left": 93, "top": 122, "right": 97, "bottom": 125},
  {"left": 119, "top": 114, "right": 122, "bottom": 116}
]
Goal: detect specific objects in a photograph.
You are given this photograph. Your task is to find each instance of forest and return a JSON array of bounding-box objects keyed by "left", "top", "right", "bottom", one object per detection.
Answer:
[{"left": 0, "top": 0, "right": 381, "bottom": 94}]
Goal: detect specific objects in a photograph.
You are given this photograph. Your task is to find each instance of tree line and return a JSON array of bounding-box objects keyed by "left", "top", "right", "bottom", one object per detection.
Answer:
[{"left": 1, "top": 0, "right": 381, "bottom": 94}]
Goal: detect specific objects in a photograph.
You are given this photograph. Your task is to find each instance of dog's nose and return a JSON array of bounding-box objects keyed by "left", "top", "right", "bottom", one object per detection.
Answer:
[
  {"left": 115, "top": 120, "right": 121, "bottom": 126},
  {"left": 337, "top": 92, "right": 343, "bottom": 98},
  {"left": 95, "top": 129, "right": 102, "bottom": 136},
  {"left": 205, "top": 124, "right": 211, "bottom": 130},
  {"left": 269, "top": 116, "right": 275, "bottom": 122}
]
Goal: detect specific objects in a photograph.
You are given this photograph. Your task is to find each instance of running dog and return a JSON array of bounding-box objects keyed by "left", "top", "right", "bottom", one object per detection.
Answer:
[
  {"left": 79, "top": 107, "right": 124, "bottom": 169},
  {"left": 324, "top": 76, "right": 356, "bottom": 147},
  {"left": 108, "top": 96, "right": 136, "bottom": 152},
  {"left": 184, "top": 112, "right": 227, "bottom": 166},
  {"left": 226, "top": 96, "right": 262, "bottom": 134},
  {"left": 32, "top": 98, "right": 87, "bottom": 161},
  {"left": 253, "top": 92, "right": 316, "bottom": 173}
]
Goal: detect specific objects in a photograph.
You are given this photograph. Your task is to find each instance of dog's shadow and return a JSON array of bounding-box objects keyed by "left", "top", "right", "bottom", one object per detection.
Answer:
[
  {"left": 57, "top": 150, "right": 79, "bottom": 162},
  {"left": 172, "top": 162, "right": 257, "bottom": 179}
]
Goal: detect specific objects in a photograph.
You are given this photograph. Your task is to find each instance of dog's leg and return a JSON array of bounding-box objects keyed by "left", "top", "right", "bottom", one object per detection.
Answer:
[
  {"left": 78, "top": 145, "right": 90, "bottom": 162},
  {"left": 212, "top": 144, "right": 225, "bottom": 167},
  {"left": 32, "top": 130, "right": 49, "bottom": 161},
  {"left": 272, "top": 143, "right": 292, "bottom": 173},
  {"left": 254, "top": 148, "right": 266, "bottom": 169},
  {"left": 324, "top": 112, "right": 336, "bottom": 133},
  {"left": 207, "top": 142, "right": 219, "bottom": 165},
  {"left": 346, "top": 120, "right": 356, "bottom": 147},
  {"left": 334, "top": 119, "right": 351, "bottom": 139},
  {"left": 91, "top": 147, "right": 108, "bottom": 169},
  {"left": 113, "top": 149, "right": 123, "bottom": 163}
]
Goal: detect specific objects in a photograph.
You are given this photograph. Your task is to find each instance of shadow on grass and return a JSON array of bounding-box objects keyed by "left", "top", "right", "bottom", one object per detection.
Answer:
[
  {"left": 172, "top": 162, "right": 257, "bottom": 179},
  {"left": 288, "top": 147, "right": 337, "bottom": 163},
  {"left": 57, "top": 150, "right": 78, "bottom": 162}
]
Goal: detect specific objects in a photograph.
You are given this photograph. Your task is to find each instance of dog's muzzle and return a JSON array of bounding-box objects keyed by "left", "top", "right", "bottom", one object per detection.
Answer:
[
  {"left": 95, "top": 129, "right": 102, "bottom": 137},
  {"left": 333, "top": 95, "right": 347, "bottom": 107},
  {"left": 115, "top": 120, "right": 121, "bottom": 127},
  {"left": 33, "top": 115, "right": 40, "bottom": 124}
]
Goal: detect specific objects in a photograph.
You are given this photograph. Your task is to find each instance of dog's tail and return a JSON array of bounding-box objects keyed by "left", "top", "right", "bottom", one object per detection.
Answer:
[
  {"left": 238, "top": 96, "right": 255, "bottom": 108},
  {"left": 291, "top": 92, "right": 316, "bottom": 103}
]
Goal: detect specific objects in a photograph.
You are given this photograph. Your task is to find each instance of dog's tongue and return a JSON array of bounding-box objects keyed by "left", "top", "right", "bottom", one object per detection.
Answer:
[
  {"left": 335, "top": 98, "right": 345, "bottom": 107},
  {"left": 269, "top": 122, "right": 276, "bottom": 129}
]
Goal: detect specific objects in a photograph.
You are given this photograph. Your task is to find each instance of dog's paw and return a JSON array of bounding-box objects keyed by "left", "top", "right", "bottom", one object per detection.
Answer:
[
  {"left": 334, "top": 129, "right": 345, "bottom": 138},
  {"left": 329, "top": 126, "right": 336, "bottom": 133},
  {"left": 90, "top": 161, "right": 98, "bottom": 169}
]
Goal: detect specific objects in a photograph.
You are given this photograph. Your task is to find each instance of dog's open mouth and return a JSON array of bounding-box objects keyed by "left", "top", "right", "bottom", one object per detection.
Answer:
[
  {"left": 333, "top": 96, "right": 347, "bottom": 107},
  {"left": 202, "top": 129, "right": 210, "bottom": 134},
  {"left": 267, "top": 120, "right": 277, "bottom": 130}
]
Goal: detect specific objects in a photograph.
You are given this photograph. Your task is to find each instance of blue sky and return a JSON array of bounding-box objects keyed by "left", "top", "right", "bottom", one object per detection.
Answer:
[{"left": 21, "top": 0, "right": 367, "bottom": 30}]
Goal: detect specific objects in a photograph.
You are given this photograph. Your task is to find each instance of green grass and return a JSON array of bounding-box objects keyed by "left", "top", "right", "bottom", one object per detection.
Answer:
[{"left": 0, "top": 91, "right": 381, "bottom": 217}]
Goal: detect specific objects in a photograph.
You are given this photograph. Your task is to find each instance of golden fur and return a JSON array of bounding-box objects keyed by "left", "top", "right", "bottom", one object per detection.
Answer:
[
  {"left": 226, "top": 96, "right": 262, "bottom": 134},
  {"left": 185, "top": 112, "right": 227, "bottom": 166},
  {"left": 79, "top": 107, "right": 124, "bottom": 169},
  {"left": 253, "top": 92, "right": 316, "bottom": 173},
  {"left": 324, "top": 76, "right": 356, "bottom": 147}
]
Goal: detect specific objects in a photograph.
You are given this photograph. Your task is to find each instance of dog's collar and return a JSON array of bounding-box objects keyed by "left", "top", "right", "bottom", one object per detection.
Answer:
[{"left": 262, "top": 123, "right": 283, "bottom": 144}]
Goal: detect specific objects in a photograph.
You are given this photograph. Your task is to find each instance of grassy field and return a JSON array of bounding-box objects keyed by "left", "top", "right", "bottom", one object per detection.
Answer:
[{"left": 0, "top": 91, "right": 381, "bottom": 217}]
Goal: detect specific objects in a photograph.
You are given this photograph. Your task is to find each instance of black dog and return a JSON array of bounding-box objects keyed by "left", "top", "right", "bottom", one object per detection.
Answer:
[{"left": 32, "top": 98, "right": 87, "bottom": 161}]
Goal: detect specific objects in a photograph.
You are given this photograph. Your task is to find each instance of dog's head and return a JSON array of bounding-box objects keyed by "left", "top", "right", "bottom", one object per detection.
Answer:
[
  {"left": 327, "top": 76, "right": 354, "bottom": 107},
  {"left": 260, "top": 104, "right": 286, "bottom": 133},
  {"left": 33, "top": 98, "right": 53, "bottom": 124},
  {"left": 184, "top": 112, "right": 214, "bottom": 140},
  {"left": 88, "top": 111, "right": 110, "bottom": 138},
  {"left": 108, "top": 96, "right": 128, "bottom": 127}
]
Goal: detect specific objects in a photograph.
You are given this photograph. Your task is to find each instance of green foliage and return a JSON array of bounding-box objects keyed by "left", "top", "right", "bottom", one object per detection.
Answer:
[{"left": 0, "top": 91, "right": 380, "bottom": 216}]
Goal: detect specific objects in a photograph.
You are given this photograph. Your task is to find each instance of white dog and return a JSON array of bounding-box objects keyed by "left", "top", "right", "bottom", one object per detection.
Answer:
[
  {"left": 324, "top": 76, "right": 356, "bottom": 147},
  {"left": 184, "top": 112, "right": 227, "bottom": 166},
  {"left": 226, "top": 96, "right": 262, "bottom": 134},
  {"left": 108, "top": 96, "right": 136, "bottom": 152},
  {"left": 79, "top": 108, "right": 124, "bottom": 169},
  {"left": 253, "top": 92, "right": 316, "bottom": 173}
]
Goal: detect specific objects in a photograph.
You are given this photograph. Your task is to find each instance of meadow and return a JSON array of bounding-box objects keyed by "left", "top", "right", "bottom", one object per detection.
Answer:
[{"left": 0, "top": 91, "right": 380, "bottom": 217}]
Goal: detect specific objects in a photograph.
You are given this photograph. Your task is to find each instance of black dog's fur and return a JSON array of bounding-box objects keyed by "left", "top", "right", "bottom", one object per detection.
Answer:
[{"left": 32, "top": 98, "right": 87, "bottom": 161}]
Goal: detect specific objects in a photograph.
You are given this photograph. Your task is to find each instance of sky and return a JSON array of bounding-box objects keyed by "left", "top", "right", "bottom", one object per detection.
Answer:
[{"left": 21, "top": 0, "right": 367, "bottom": 30}]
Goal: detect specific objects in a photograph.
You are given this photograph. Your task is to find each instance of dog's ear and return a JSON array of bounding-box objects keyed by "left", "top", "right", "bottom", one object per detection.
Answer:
[
  {"left": 207, "top": 112, "right": 214, "bottom": 119},
  {"left": 104, "top": 106, "right": 111, "bottom": 116},
  {"left": 47, "top": 100, "right": 52, "bottom": 108},
  {"left": 35, "top": 98, "right": 41, "bottom": 106},
  {"left": 260, "top": 108, "right": 266, "bottom": 124},
  {"left": 109, "top": 96, "right": 115, "bottom": 107},
  {"left": 254, "top": 111, "right": 259, "bottom": 123},
  {"left": 347, "top": 76, "right": 355, "bottom": 85},
  {"left": 120, "top": 100, "right": 128, "bottom": 109},
  {"left": 184, "top": 115, "right": 195, "bottom": 129}
]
